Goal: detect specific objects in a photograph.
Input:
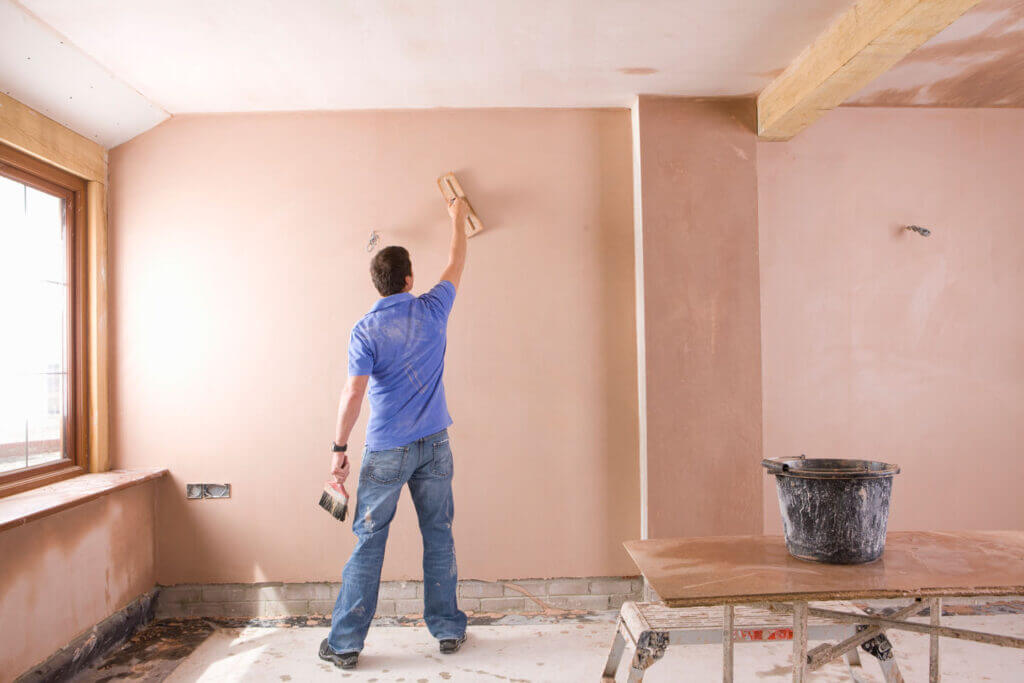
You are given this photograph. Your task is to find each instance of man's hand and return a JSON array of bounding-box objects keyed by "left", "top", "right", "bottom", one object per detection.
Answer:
[
  {"left": 447, "top": 196, "right": 469, "bottom": 223},
  {"left": 330, "top": 452, "right": 350, "bottom": 485}
]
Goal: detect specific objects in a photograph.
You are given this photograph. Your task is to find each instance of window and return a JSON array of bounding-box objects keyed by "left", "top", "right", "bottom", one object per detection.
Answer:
[{"left": 0, "top": 143, "right": 87, "bottom": 494}]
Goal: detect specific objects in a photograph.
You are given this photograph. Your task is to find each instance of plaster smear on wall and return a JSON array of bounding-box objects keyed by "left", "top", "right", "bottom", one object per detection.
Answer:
[
  {"left": 0, "top": 483, "right": 156, "bottom": 679},
  {"left": 108, "top": 108, "right": 640, "bottom": 585},
  {"left": 758, "top": 107, "right": 1024, "bottom": 535}
]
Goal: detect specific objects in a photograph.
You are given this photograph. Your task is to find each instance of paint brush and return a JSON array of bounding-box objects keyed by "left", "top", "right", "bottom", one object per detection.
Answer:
[{"left": 318, "top": 479, "right": 349, "bottom": 522}]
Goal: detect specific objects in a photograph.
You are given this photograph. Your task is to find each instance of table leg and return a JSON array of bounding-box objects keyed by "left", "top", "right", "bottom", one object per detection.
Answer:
[
  {"left": 793, "top": 602, "right": 809, "bottom": 683},
  {"left": 843, "top": 627, "right": 867, "bottom": 682},
  {"left": 723, "top": 605, "right": 734, "bottom": 683},
  {"left": 929, "top": 597, "right": 941, "bottom": 682},
  {"left": 602, "top": 621, "right": 627, "bottom": 682},
  {"left": 876, "top": 656, "right": 906, "bottom": 683}
]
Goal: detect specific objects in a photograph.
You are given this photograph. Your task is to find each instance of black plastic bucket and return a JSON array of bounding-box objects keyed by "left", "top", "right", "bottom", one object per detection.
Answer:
[{"left": 762, "top": 456, "right": 900, "bottom": 564}]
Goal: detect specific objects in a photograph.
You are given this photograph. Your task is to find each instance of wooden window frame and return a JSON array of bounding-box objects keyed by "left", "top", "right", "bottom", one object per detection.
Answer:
[{"left": 0, "top": 142, "right": 89, "bottom": 497}]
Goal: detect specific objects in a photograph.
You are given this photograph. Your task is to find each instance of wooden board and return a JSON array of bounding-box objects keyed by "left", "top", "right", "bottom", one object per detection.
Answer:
[
  {"left": 437, "top": 172, "right": 484, "bottom": 237},
  {"left": 87, "top": 181, "right": 110, "bottom": 473},
  {"left": 625, "top": 531, "right": 1024, "bottom": 607}
]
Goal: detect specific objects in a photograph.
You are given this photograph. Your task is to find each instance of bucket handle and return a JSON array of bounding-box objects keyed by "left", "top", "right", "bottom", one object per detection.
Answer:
[{"left": 761, "top": 455, "right": 806, "bottom": 474}]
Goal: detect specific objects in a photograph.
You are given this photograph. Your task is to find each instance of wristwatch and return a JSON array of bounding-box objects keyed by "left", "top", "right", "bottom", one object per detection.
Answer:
[{"left": 331, "top": 442, "right": 347, "bottom": 453}]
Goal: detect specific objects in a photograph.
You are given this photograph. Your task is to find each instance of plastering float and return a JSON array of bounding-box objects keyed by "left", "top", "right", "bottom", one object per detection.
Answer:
[{"left": 437, "top": 172, "right": 483, "bottom": 237}]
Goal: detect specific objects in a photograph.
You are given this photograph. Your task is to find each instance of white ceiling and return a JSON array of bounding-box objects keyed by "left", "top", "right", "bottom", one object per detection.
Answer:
[
  {"left": 0, "top": 0, "right": 167, "bottom": 147},
  {"left": 6, "top": 0, "right": 853, "bottom": 148},
  {"left": 3, "top": 0, "right": 1019, "bottom": 150}
]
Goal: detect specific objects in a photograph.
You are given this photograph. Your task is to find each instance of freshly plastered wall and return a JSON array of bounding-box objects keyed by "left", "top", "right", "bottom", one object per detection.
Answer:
[
  {"left": 631, "top": 97, "right": 764, "bottom": 540},
  {"left": 0, "top": 483, "right": 157, "bottom": 679},
  {"left": 108, "top": 109, "right": 639, "bottom": 584},
  {"left": 758, "top": 107, "right": 1024, "bottom": 533}
]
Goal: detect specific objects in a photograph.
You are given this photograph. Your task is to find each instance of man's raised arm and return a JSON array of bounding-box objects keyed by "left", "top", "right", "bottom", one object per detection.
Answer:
[{"left": 439, "top": 197, "right": 469, "bottom": 290}]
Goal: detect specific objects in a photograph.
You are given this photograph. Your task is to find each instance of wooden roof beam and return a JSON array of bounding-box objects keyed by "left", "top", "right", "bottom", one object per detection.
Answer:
[{"left": 757, "top": 0, "right": 982, "bottom": 141}]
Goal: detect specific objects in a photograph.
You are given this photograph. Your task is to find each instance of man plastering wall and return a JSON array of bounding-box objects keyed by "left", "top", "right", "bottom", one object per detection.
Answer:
[{"left": 319, "top": 196, "right": 472, "bottom": 670}]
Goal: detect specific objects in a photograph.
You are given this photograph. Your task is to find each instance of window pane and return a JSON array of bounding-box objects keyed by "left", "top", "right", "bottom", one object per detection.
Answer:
[
  {"left": 0, "top": 172, "right": 69, "bottom": 473},
  {"left": 0, "top": 373, "right": 63, "bottom": 473},
  {"left": 0, "top": 281, "right": 65, "bottom": 376}
]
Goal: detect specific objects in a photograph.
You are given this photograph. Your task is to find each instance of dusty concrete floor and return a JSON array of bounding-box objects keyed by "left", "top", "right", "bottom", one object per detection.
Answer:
[{"left": 74, "top": 608, "right": 1024, "bottom": 682}]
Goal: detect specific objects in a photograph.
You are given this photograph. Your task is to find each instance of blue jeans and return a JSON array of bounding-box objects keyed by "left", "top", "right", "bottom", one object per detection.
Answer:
[{"left": 328, "top": 428, "right": 467, "bottom": 654}]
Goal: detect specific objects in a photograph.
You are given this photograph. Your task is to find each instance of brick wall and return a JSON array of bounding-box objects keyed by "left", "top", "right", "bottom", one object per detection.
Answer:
[{"left": 156, "top": 577, "right": 642, "bottom": 618}]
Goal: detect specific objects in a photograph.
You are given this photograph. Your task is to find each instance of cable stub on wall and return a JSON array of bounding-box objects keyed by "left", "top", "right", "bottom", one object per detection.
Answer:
[{"left": 366, "top": 230, "right": 381, "bottom": 252}]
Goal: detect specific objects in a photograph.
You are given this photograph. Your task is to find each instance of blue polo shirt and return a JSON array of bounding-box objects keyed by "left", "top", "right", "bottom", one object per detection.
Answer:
[{"left": 348, "top": 280, "right": 456, "bottom": 450}]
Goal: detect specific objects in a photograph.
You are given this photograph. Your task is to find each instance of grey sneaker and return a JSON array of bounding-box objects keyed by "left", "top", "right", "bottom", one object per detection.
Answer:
[
  {"left": 439, "top": 633, "right": 467, "bottom": 654},
  {"left": 319, "top": 639, "right": 358, "bottom": 669}
]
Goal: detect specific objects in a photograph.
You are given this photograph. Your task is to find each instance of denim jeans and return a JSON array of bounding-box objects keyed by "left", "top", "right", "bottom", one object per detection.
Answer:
[{"left": 327, "top": 428, "right": 467, "bottom": 654}]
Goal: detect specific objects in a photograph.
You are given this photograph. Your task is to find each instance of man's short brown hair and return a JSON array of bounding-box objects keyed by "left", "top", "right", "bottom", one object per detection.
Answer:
[{"left": 370, "top": 246, "right": 412, "bottom": 296}]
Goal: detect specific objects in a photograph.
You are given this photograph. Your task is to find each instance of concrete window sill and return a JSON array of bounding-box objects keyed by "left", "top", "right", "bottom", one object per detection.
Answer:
[{"left": 0, "top": 468, "right": 167, "bottom": 532}]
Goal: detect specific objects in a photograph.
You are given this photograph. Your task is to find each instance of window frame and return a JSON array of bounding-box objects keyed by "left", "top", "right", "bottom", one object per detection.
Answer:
[{"left": 0, "top": 143, "right": 89, "bottom": 496}]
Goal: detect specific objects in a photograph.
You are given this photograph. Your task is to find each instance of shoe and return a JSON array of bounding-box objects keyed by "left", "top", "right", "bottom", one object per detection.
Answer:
[
  {"left": 319, "top": 639, "right": 358, "bottom": 669},
  {"left": 439, "top": 633, "right": 467, "bottom": 654}
]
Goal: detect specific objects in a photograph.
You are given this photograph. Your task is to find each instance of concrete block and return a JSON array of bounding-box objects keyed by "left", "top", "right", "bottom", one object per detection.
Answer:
[
  {"left": 458, "top": 581, "right": 503, "bottom": 598},
  {"left": 155, "top": 600, "right": 190, "bottom": 618},
  {"left": 379, "top": 581, "right": 418, "bottom": 599},
  {"left": 502, "top": 580, "right": 549, "bottom": 598},
  {"left": 609, "top": 595, "right": 631, "bottom": 610},
  {"left": 457, "top": 597, "right": 481, "bottom": 612},
  {"left": 394, "top": 598, "right": 424, "bottom": 615},
  {"left": 548, "top": 580, "right": 590, "bottom": 596},
  {"left": 258, "top": 600, "right": 310, "bottom": 617},
  {"left": 589, "top": 578, "right": 635, "bottom": 596},
  {"left": 202, "top": 583, "right": 285, "bottom": 603},
  {"left": 375, "top": 600, "right": 397, "bottom": 617},
  {"left": 221, "top": 602, "right": 261, "bottom": 618},
  {"left": 308, "top": 600, "right": 336, "bottom": 616},
  {"left": 201, "top": 584, "right": 252, "bottom": 603},
  {"left": 283, "top": 583, "right": 335, "bottom": 601},
  {"left": 479, "top": 597, "right": 527, "bottom": 612},
  {"left": 188, "top": 601, "right": 258, "bottom": 618},
  {"left": 548, "top": 595, "right": 610, "bottom": 611},
  {"left": 185, "top": 602, "right": 216, "bottom": 617},
  {"left": 158, "top": 585, "right": 202, "bottom": 604}
]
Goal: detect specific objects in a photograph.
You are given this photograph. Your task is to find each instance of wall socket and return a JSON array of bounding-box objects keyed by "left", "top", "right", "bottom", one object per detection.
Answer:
[{"left": 186, "top": 483, "right": 231, "bottom": 499}]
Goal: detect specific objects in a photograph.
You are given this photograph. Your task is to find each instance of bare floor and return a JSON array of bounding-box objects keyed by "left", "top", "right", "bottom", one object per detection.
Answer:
[{"left": 76, "top": 611, "right": 1024, "bottom": 682}]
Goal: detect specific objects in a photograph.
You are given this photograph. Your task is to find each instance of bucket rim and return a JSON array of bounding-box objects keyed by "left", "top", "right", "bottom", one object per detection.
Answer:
[{"left": 761, "top": 456, "right": 900, "bottom": 479}]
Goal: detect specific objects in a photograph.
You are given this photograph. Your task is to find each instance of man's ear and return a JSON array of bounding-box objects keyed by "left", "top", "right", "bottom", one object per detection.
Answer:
[{"left": 404, "top": 274, "right": 414, "bottom": 292}]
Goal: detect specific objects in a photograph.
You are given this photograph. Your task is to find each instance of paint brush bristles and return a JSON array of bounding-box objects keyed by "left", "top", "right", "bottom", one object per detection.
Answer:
[{"left": 318, "top": 481, "right": 349, "bottom": 522}]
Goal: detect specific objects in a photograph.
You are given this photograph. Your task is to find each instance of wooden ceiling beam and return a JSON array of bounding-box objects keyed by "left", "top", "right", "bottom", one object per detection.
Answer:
[
  {"left": 757, "top": 0, "right": 982, "bottom": 141},
  {"left": 0, "top": 93, "right": 107, "bottom": 182}
]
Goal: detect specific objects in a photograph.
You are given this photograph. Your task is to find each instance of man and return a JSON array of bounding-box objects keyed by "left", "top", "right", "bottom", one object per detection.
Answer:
[{"left": 319, "top": 197, "right": 471, "bottom": 670}]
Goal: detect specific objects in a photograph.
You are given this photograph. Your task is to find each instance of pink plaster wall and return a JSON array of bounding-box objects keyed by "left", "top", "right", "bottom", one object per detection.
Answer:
[
  {"left": 0, "top": 483, "right": 157, "bottom": 679},
  {"left": 107, "top": 109, "right": 640, "bottom": 584},
  {"left": 634, "top": 97, "right": 764, "bottom": 539},
  {"left": 759, "top": 107, "right": 1024, "bottom": 533}
]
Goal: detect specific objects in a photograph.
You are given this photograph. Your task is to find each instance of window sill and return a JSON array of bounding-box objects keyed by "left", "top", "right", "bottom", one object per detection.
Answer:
[{"left": 0, "top": 468, "right": 167, "bottom": 533}]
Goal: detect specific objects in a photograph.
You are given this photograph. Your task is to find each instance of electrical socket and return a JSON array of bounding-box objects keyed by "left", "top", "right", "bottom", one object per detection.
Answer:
[
  {"left": 204, "top": 483, "right": 231, "bottom": 499},
  {"left": 186, "top": 483, "right": 231, "bottom": 499}
]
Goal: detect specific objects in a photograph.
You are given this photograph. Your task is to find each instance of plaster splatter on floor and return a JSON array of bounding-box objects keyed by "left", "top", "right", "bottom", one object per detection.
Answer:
[{"left": 73, "top": 605, "right": 1024, "bottom": 682}]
